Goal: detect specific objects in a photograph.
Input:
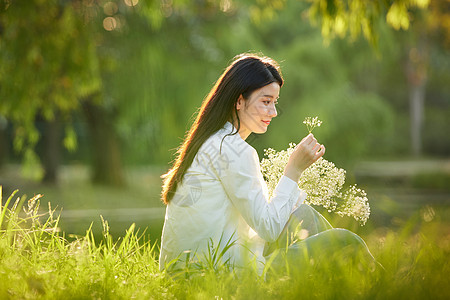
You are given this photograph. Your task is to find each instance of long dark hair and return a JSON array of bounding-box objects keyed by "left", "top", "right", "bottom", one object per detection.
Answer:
[{"left": 161, "top": 53, "right": 283, "bottom": 204}]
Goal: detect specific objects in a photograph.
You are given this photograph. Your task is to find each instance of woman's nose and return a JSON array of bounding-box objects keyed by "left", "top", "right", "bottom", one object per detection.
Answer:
[{"left": 268, "top": 104, "right": 277, "bottom": 117}]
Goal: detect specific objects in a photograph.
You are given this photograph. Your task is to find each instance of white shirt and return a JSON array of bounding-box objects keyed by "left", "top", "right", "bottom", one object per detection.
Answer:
[{"left": 159, "top": 122, "right": 306, "bottom": 271}]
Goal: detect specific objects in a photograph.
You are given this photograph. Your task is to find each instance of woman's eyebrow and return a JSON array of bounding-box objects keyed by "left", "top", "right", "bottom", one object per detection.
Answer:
[{"left": 260, "top": 94, "right": 279, "bottom": 99}]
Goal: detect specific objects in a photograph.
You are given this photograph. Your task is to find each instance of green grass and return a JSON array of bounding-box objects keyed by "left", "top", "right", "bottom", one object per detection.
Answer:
[
  {"left": 1, "top": 187, "right": 449, "bottom": 299},
  {"left": 0, "top": 164, "right": 167, "bottom": 243}
]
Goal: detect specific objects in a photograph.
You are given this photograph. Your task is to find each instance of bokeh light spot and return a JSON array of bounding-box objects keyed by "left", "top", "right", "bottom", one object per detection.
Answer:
[
  {"left": 103, "top": 2, "right": 118, "bottom": 16},
  {"left": 421, "top": 205, "right": 436, "bottom": 222},
  {"left": 103, "top": 17, "right": 117, "bottom": 31},
  {"left": 160, "top": 0, "right": 173, "bottom": 18},
  {"left": 124, "top": 0, "right": 139, "bottom": 7}
]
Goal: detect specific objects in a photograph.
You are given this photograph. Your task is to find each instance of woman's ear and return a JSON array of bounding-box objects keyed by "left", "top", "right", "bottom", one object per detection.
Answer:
[{"left": 236, "top": 95, "right": 244, "bottom": 110}]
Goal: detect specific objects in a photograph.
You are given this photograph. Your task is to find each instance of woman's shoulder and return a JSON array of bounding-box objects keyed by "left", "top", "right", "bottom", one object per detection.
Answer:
[{"left": 199, "top": 122, "right": 255, "bottom": 159}]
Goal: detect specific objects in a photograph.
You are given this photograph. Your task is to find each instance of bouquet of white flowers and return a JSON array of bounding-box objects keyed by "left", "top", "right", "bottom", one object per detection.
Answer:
[{"left": 260, "top": 117, "right": 370, "bottom": 225}]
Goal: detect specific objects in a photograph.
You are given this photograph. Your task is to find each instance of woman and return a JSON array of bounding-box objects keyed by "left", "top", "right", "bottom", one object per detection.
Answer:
[{"left": 159, "top": 53, "right": 373, "bottom": 274}]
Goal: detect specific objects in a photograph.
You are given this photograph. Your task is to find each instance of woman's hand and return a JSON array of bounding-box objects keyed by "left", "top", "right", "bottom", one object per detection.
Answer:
[{"left": 283, "top": 134, "right": 325, "bottom": 182}]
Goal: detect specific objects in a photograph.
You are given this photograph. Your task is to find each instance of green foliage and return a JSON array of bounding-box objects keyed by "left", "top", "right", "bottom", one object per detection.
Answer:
[
  {"left": 0, "top": 187, "right": 167, "bottom": 299},
  {"left": 0, "top": 0, "right": 448, "bottom": 172},
  {"left": 0, "top": 187, "right": 449, "bottom": 298},
  {"left": 305, "top": 0, "right": 430, "bottom": 45},
  {"left": 0, "top": 0, "right": 100, "bottom": 153},
  {"left": 166, "top": 233, "right": 239, "bottom": 280},
  {"left": 247, "top": 22, "right": 396, "bottom": 163}
]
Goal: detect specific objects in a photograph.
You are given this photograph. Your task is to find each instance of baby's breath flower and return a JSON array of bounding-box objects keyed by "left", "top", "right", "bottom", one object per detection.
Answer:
[
  {"left": 303, "top": 116, "right": 323, "bottom": 133},
  {"left": 260, "top": 144, "right": 370, "bottom": 225},
  {"left": 336, "top": 185, "right": 370, "bottom": 224}
]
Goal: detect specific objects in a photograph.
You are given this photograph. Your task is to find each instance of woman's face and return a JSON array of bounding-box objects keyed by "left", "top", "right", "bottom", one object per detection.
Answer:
[{"left": 236, "top": 82, "right": 280, "bottom": 140}]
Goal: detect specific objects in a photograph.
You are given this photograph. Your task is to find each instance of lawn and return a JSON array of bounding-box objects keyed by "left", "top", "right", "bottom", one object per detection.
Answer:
[{"left": 0, "top": 163, "right": 449, "bottom": 299}]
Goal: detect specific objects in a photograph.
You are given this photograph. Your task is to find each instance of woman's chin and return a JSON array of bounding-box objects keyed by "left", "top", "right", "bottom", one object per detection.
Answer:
[{"left": 255, "top": 127, "right": 268, "bottom": 134}]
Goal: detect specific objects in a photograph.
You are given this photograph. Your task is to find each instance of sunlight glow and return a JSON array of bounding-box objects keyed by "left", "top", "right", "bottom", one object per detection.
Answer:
[{"left": 220, "top": 0, "right": 232, "bottom": 13}]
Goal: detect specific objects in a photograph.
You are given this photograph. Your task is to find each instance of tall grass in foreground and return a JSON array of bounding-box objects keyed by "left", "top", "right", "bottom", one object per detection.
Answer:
[{"left": 0, "top": 187, "right": 449, "bottom": 299}]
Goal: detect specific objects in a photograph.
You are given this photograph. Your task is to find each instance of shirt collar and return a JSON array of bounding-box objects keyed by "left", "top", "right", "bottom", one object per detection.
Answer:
[
  {"left": 223, "top": 121, "right": 247, "bottom": 143},
  {"left": 224, "top": 121, "right": 235, "bottom": 132}
]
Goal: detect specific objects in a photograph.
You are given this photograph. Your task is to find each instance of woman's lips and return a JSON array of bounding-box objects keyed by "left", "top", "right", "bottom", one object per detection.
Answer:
[{"left": 262, "top": 120, "right": 271, "bottom": 125}]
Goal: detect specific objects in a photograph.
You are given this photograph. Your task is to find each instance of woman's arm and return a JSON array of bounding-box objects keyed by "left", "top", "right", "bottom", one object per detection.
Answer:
[
  {"left": 216, "top": 141, "right": 302, "bottom": 242},
  {"left": 202, "top": 132, "right": 324, "bottom": 243}
]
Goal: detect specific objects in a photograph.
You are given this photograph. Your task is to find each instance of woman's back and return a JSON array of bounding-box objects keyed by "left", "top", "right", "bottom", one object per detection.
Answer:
[{"left": 160, "top": 122, "right": 260, "bottom": 270}]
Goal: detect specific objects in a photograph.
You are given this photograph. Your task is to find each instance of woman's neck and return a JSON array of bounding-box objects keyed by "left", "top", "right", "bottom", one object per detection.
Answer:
[{"left": 229, "top": 119, "right": 250, "bottom": 140}]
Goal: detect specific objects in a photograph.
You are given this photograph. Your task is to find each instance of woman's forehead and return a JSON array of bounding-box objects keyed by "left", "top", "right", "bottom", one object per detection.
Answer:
[{"left": 253, "top": 82, "right": 280, "bottom": 98}]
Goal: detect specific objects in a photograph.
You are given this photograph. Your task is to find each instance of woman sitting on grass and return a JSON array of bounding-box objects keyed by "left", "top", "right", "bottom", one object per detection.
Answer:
[{"left": 159, "top": 53, "right": 374, "bottom": 274}]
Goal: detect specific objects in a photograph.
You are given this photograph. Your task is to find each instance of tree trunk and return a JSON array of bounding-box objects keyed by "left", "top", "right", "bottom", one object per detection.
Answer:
[
  {"left": 0, "top": 116, "right": 8, "bottom": 169},
  {"left": 406, "top": 42, "right": 428, "bottom": 157},
  {"left": 42, "top": 116, "right": 61, "bottom": 183},
  {"left": 409, "top": 79, "right": 426, "bottom": 156},
  {"left": 82, "top": 99, "right": 124, "bottom": 186}
]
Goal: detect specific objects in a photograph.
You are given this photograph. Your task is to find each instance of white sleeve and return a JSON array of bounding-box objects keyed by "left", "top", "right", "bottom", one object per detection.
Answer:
[{"left": 217, "top": 144, "right": 304, "bottom": 242}]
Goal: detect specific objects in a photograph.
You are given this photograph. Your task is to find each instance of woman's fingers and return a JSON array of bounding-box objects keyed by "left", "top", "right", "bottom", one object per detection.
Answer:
[
  {"left": 307, "top": 134, "right": 316, "bottom": 146},
  {"left": 315, "top": 144, "right": 325, "bottom": 159},
  {"left": 312, "top": 142, "right": 321, "bottom": 153},
  {"left": 285, "top": 136, "right": 326, "bottom": 181},
  {"left": 300, "top": 133, "right": 315, "bottom": 145},
  {"left": 294, "top": 134, "right": 325, "bottom": 161},
  {"left": 307, "top": 143, "right": 324, "bottom": 163}
]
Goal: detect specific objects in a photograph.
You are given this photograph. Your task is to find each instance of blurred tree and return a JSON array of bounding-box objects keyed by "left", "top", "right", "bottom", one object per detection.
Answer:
[
  {"left": 302, "top": 0, "right": 430, "bottom": 45},
  {"left": 246, "top": 0, "right": 431, "bottom": 44},
  {"left": 0, "top": 0, "right": 236, "bottom": 182},
  {"left": 240, "top": 0, "right": 395, "bottom": 164},
  {"left": 0, "top": 0, "right": 446, "bottom": 188},
  {"left": 294, "top": 0, "right": 449, "bottom": 157},
  {"left": 82, "top": 95, "right": 123, "bottom": 186},
  {"left": 0, "top": 0, "right": 101, "bottom": 182},
  {"left": 0, "top": 115, "right": 7, "bottom": 168},
  {"left": 103, "top": 0, "right": 243, "bottom": 165},
  {"left": 41, "top": 115, "right": 62, "bottom": 183},
  {"left": 370, "top": 1, "right": 450, "bottom": 156},
  {"left": 252, "top": 0, "right": 446, "bottom": 157},
  {"left": 405, "top": 0, "right": 450, "bottom": 156}
]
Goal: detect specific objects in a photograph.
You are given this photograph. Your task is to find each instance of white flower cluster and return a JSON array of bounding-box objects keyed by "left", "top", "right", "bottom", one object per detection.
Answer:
[
  {"left": 260, "top": 144, "right": 370, "bottom": 225},
  {"left": 303, "top": 116, "right": 323, "bottom": 133},
  {"left": 261, "top": 144, "right": 295, "bottom": 200},
  {"left": 336, "top": 185, "right": 371, "bottom": 224}
]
